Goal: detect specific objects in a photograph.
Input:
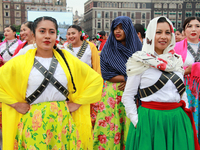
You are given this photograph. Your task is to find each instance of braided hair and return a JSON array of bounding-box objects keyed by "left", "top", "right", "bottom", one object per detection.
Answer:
[{"left": 33, "top": 16, "right": 76, "bottom": 94}]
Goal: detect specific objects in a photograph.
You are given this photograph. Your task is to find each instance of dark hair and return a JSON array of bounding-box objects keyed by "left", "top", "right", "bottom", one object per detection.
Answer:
[
  {"left": 4, "top": 25, "right": 17, "bottom": 38},
  {"left": 99, "top": 31, "right": 106, "bottom": 39},
  {"left": 67, "top": 25, "right": 83, "bottom": 40},
  {"left": 22, "top": 21, "right": 34, "bottom": 31},
  {"left": 0, "top": 35, "right": 3, "bottom": 40},
  {"left": 157, "top": 17, "right": 169, "bottom": 24},
  {"left": 157, "top": 17, "right": 172, "bottom": 32},
  {"left": 176, "top": 28, "right": 183, "bottom": 33},
  {"left": 33, "top": 16, "right": 58, "bottom": 35},
  {"left": 183, "top": 16, "right": 200, "bottom": 31},
  {"left": 5, "top": 25, "right": 16, "bottom": 32},
  {"left": 134, "top": 24, "right": 145, "bottom": 39}
]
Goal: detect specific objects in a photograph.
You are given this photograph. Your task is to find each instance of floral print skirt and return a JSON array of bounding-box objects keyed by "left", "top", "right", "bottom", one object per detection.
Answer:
[
  {"left": 15, "top": 101, "right": 83, "bottom": 150},
  {"left": 91, "top": 102, "right": 100, "bottom": 128},
  {"left": 93, "top": 81, "right": 130, "bottom": 150},
  {"left": 185, "top": 78, "right": 200, "bottom": 143}
]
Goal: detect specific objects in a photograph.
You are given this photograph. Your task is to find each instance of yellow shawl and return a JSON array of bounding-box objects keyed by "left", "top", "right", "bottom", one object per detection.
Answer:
[
  {"left": 0, "top": 48, "right": 103, "bottom": 150},
  {"left": 87, "top": 41, "right": 101, "bottom": 75}
]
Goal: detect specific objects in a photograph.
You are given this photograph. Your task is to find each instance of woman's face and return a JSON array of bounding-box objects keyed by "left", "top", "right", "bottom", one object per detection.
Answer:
[
  {"left": 35, "top": 20, "right": 57, "bottom": 52},
  {"left": 184, "top": 19, "right": 200, "bottom": 43},
  {"left": 114, "top": 24, "right": 126, "bottom": 43},
  {"left": 66, "top": 28, "right": 82, "bottom": 45},
  {"left": 154, "top": 22, "right": 172, "bottom": 55},
  {"left": 4, "top": 27, "right": 16, "bottom": 40},
  {"left": 20, "top": 24, "right": 33, "bottom": 42},
  {"left": 175, "top": 31, "right": 183, "bottom": 42}
]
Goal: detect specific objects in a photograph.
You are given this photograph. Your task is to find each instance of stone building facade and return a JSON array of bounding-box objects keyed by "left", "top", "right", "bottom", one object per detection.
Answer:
[
  {"left": 84, "top": 0, "right": 200, "bottom": 37},
  {"left": 0, "top": 0, "right": 67, "bottom": 34}
]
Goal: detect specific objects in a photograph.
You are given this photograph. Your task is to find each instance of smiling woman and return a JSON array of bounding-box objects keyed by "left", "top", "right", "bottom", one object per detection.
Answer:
[
  {"left": 65, "top": 25, "right": 101, "bottom": 132},
  {"left": 154, "top": 20, "right": 172, "bottom": 55},
  {"left": 0, "top": 16, "right": 103, "bottom": 150},
  {"left": 0, "top": 25, "right": 22, "bottom": 64},
  {"left": 13, "top": 21, "right": 35, "bottom": 56},
  {"left": 123, "top": 16, "right": 199, "bottom": 150}
]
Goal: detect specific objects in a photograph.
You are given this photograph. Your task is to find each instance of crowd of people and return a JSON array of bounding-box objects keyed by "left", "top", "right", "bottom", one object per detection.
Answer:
[{"left": 0, "top": 15, "right": 199, "bottom": 150}]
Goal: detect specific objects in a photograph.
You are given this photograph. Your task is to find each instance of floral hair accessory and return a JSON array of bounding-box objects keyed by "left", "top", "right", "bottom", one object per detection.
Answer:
[
  {"left": 170, "top": 25, "right": 175, "bottom": 33},
  {"left": 81, "top": 31, "right": 89, "bottom": 40},
  {"left": 96, "top": 33, "right": 101, "bottom": 39},
  {"left": 82, "top": 30, "right": 85, "bottom": 37}
]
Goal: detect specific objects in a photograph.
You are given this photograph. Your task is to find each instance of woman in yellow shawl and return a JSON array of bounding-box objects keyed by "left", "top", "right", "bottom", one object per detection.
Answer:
[
  {"left": 66, "top": 25, "right": 101, "bottom": 128},
  {"left": 0, "top": 16, "right": 103, "bottom": 150}
]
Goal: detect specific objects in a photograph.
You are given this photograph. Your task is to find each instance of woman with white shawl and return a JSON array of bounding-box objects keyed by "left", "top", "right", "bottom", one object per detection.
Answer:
[{"left": 122, "top": 16, "right": 199, "bottom": 150}]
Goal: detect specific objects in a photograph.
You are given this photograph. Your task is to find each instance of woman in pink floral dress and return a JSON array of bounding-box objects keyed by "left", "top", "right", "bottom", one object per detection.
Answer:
[{"left": 93, "top": 16, "right": 142, "bottom": 150}]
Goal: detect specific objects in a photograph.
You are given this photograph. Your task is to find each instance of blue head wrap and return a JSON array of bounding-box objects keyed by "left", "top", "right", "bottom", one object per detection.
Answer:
[{"left": 100, "top": 16, "right": 142, "bottom": 81}]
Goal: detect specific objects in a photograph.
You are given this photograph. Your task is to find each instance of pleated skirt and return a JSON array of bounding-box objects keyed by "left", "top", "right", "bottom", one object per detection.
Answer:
[{"left": 126, "top": 106, "right": 195, "bottom": 150}]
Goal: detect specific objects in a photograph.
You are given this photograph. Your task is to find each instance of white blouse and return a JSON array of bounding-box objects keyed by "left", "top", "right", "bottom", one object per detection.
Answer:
[
  {"left": 0, "top": 39, "right": 19, "bottom": 61},
  {"left": 13, "top": 44, "right": 36, "bottom": 58},
  {"left": 184, "top": 42, "right": 200, "bottom": 67},
  {"left": 67, "top": 44, "right": 92, "bottom": 67},
  {"left": 26, "top": 56, "right": 68, "bottom": 105},
  {"left": 122, "top": 68, "right": 188, "bottom": 127}
]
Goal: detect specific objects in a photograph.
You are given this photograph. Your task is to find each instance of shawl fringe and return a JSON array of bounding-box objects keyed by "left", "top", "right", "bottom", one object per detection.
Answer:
[{"left": 186, "top": 63, "right": 200, "bottom": 99}]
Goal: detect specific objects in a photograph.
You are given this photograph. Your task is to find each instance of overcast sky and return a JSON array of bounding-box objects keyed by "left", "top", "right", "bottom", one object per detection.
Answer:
[{"left": 67, "top": 0, "right": 88, "bottom": 15}]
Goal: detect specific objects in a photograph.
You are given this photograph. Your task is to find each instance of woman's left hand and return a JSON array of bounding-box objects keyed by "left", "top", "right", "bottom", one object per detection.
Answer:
[
  {"left": 184, "top": 64, "right": 192, "bottom": 75},
  {"left": 67, "top": 102, "right": 81, "bottom": 113},
  {"left": 118, "top": 81, "right": 126, "bottom": 91}
]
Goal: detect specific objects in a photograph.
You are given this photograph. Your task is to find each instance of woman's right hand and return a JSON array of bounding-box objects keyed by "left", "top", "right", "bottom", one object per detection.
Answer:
[
  {"left": 184, "top": 64, "right": 192, "bottom": 75},
  {"left": 118, "top": 81, "right": 126, "bottom": 91},
  {"left": 9, "top": 102, "right": 30, "bottom": 114}
]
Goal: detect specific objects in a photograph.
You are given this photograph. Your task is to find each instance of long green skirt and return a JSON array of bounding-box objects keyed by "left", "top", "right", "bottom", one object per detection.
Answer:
[
  {"left": 15, "top": 101, "right": 83, "bottom": 150},
  {"left": 126, "top": 106, "right": 195, "bottom": 150},
  {"left": 93, "top": 81, "right": 130, "bottom": 150}
]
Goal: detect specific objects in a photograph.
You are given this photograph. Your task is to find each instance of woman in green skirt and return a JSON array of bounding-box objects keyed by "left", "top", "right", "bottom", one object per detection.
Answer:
[
  {"left": 122, "top": 16, "right": 199, "bottom": 150},
  {"left": 0, "top": 16, "right": 103, "bottom": 150},
  {"left": 93, "top": 16, "right": 142, "bottom": 150}
]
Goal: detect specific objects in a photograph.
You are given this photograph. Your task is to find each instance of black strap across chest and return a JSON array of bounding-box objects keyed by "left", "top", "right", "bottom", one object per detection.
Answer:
[
  {"left": 25, "top": 56, "right": 69, "bottom": 104},
  {"left": 139, "top": 71, "right": 185, "bottom": 98},
  {"left": 0, "top": 39, "right": 18, "bottom": 57},
  {"left": 187, "top": 42, "right": 200, "bottom": 62},
  {"left": 67, "top": 40, "right": 88, "bottom": 59}
]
